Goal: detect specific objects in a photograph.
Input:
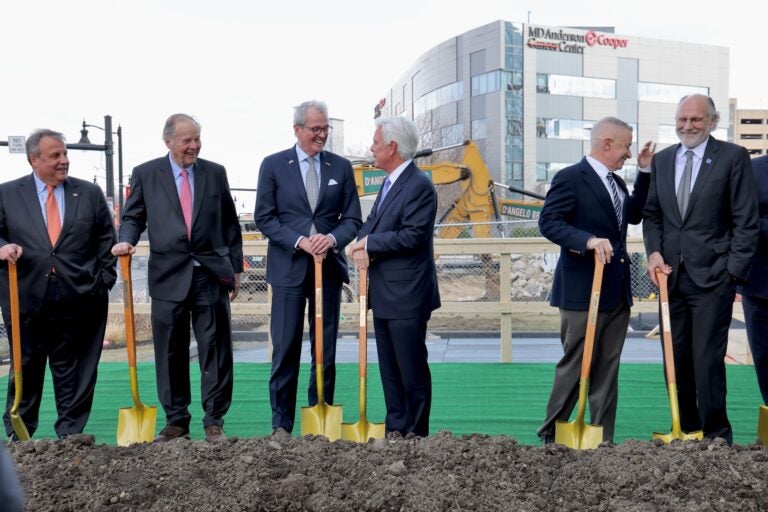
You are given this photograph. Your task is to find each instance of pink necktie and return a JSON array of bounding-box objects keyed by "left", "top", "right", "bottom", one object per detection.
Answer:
[{"left": 180, "top": 169, "right": 193, "bottom": 239}]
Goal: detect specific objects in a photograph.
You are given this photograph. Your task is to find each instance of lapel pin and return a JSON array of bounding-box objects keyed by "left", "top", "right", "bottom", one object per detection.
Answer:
[
  {"left": 325, "top": 161, "right": 331, "bottom": 167},
  {"left": 288, "top": 159, "right": 294, "bottom": 165},
  {"left": 72, "top": 193, "right": 79, "bottom": 197},
  {"left": 705, "top": 158, "right": 712, "bottom": 164}
]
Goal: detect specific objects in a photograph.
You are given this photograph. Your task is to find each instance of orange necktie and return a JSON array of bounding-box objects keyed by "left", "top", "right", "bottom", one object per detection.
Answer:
[{"left": 46, "top": 185, "right": 62, "bottom": 245}]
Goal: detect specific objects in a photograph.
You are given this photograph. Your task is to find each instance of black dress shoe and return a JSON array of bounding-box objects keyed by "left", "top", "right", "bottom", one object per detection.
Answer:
[
  {"left": 154, "top": 424, "right": 191, "bottom": 442},
  {"left": 540, "top": 434, "right": 555, "bottom": 446}
]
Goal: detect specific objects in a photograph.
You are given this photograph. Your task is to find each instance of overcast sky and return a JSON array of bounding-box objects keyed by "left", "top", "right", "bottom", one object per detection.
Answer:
[{"left": 1, "top": 0, "right": 766, "bottom": 214}]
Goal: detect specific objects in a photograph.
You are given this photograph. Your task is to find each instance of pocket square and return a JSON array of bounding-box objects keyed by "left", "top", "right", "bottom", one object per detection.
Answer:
[{"left": 328, "top": 179, "right": 339, "bottom": 186}]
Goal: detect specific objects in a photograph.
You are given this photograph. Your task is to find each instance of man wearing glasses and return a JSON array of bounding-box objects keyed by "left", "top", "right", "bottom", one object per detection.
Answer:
[
  {"left": 255, "top": 100, "right": 361, "bottom": 437},
  {"left": 644, "top": 94, "right": 759, "bottom": 443}
]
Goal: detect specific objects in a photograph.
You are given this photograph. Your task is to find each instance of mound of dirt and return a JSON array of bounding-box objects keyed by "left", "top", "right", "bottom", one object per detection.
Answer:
[{"left": 8, "top": 433, "right": 768, "bottom": 511}]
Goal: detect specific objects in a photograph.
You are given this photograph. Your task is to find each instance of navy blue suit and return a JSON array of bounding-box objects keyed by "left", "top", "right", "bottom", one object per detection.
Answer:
[
  {"left": 358, "top": 162, "right": 440, "bottom": 437},
  {"left": 254, "top": 146, "right": 361, "bottom": 431},
  {"left": 537, "top": 158, "right": 650, "bottom": 442},
  {"left": 740, "top": 154, "right": 768, "bottom": 403}
]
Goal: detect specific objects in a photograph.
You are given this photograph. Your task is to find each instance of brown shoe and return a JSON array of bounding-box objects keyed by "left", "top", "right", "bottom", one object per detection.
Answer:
[
  {"left": 271, "top": 427, "right": 291, "bottom": 440},
  {"left": 154, "top": 424, "right": 190, "bottom": 442},
  {"left": 204, "top": 425, "right": 227, "bottom": 443}
]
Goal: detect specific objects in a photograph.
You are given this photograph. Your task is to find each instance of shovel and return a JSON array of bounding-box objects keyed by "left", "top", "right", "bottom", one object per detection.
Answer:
[
  {"left": 555, "top": 252, "right": 604, "bottom": 449},
  {"left": 8, "top": 262, "right": 30, "bottom": 441},
  {"left": 116, "top": 254, "right": 157, "bottom": 446},
  {"left": 300, "top": 257, "right": 343, "bottom": 440},
  {"left": 652, "top": 269, "right": 703, "bottom": 443},
  {"left": 341, "top": 268, "right": 385, "bottom": 442},
  {"left": 759, "top": 405, "right": 768, "bottom": 446}
]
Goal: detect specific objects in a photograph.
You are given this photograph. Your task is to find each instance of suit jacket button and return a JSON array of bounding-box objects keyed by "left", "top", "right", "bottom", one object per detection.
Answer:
[{"left": 620, "top": 258, "right": 625, "bottom": 263}]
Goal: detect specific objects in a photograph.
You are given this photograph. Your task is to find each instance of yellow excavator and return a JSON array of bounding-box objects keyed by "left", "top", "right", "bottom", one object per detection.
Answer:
[{"left": 352, "top": 140, "right": 544, "bottom": 239}]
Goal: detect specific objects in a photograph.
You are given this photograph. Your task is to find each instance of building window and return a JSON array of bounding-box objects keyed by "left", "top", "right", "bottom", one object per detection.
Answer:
[
  {"left": 748, "top": 149, "right": 764, "bottom": 155},
  {"left": 638, "top": 83, "right": 708, "bottom": 104},
  {"left": 537, "top": 74, "right": 616, "bottom": 99},
  {"left": 413, "top": 81, "right": 463, "bottom": 117},
  {"left": 536, "top": 162, "right": 570, "bottom": 182},
  {"left": 740, "top": 118, "right": 764, "bottom": 124},
  {"left": 741, "top": 134, "right": 764, "bottom": 140},
  {"left": 471, "top": 119, "right": 487, "bottom": 140},
  {"left": 538, "top": 118, "right": 637, "bottom": 141}
]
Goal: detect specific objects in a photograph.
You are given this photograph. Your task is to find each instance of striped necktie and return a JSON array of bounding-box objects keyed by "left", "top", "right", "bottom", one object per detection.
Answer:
[{"left": 606, "top": 173, "right": 622, "bottom": 227}]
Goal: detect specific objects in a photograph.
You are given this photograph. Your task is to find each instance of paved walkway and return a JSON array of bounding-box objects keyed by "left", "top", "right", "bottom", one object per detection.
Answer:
[{"left": 232, "top": 329, "right": 753, "bottom": 365}]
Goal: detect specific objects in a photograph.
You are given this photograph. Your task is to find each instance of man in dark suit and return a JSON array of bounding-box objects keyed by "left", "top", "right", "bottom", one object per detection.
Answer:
[
  {"left": 113, "top": 114, "right": 242, "bottom": 443},
  {"left": 1, "top": 129, "right": 116, "bottom": 440},
  {"left": 348, "top": 116, "right": 440, "bottom": 438},
  {"left": 537, "top": 117, "right": 654, "bottom": 444},
  {"left": 739, "top": 154, "right": 768, "bottom": 404},
  {"left": 644, "top": 94, "right": 759, "bottom": 443},
  {"left": 255, "top": 100, "right": 361, "bottom": 435}
]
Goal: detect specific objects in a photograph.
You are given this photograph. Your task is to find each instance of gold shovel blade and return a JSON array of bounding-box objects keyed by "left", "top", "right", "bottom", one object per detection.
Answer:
[
  {"left": 555, "top": 419, "right": 603, "bottom": 450},
  {"left": 652, "top": 429, "right": 703, "bottom": 443},
  {"left": 117, "top": 404, "right": 158, "bottom": 446},
  {"left": 758, "top": 405, "right": 768, "bottom": 446},
  {"left": 300, "top": 403, "right": 343, "bottom": 441},
  {"left": 341, "top": 418, "right": 386, "bottom": 442},
  {"left": 9, "top": 370, "right": 30, "bottom": 441}
]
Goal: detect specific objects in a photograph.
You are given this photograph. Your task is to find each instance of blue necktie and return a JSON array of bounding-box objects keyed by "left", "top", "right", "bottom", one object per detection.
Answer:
[{"left": 376, "top": 178, "right": 391, "bottom": 214}]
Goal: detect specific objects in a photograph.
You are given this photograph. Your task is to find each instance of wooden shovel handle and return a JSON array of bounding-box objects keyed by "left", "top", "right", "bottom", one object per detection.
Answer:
[
  {"left": 314, "top": 257, "right": 323, "bottom": 363},
  {"left": 655, "top": 269, "right": 677, "bottom": 386},
  {"left": 119, "top": 255, "right": 137, "bottom": 369},
  {"left": 580, "top": 252, "right": 604, "bottom": 379},
  {"left": 358, "top": 269, "right": 368, "bottom": 379},
  {"left": 8, "top": 262, "right": 22, "bottom": 374}
]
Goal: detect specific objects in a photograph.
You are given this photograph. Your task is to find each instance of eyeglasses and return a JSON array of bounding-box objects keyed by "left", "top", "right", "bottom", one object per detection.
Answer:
[
  {"left": 303, "top": 125, "right": 333, "bottom": 135},
  {"left": 675, "top": 117, "right": 709, "bottom": 125}
]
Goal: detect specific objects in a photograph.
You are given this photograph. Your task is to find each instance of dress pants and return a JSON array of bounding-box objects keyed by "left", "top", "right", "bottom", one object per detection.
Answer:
[
  {"left": 374, "top": 316, "right": 431, "bottom": 437},
  {"left": 742, "top": 294, "right": 768, "bottom": 404},
  {"left": 269, "top": 273, "right": 341, "bottom": 432},
  {"left": 668, "top": 264, "right": 734, "bottom": 442},
  {"left": 151, "top": 266, "right": 233, "bottom": 429},
  {"left": 538, "top": 302, "right": 629, "bottom": 443},
  {"left": 3, "top": 275, "right": 107, "bottom": 438}
]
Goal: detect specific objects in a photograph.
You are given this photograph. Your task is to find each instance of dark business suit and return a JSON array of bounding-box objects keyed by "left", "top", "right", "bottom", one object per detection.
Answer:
[
  {"left": 1, "top": 174, "right": 116, "bottom": 438},
  {"left": 358, "top": 162, "right": 440, "bottom": 437},
  {"left": 644, "top": 136, "right": 759, "bottom": 441},
  {"left": 739, "top": 155, "right": 768, "bottom": 404},
  {"left": 537, "top": 158, "right": 650, "bottom": 442},
  {"left": 119, "top": 156, "right": 242, "bottom": 429},
  {"left": 254, "top": 146, "right": 361, "bottom": 432}
]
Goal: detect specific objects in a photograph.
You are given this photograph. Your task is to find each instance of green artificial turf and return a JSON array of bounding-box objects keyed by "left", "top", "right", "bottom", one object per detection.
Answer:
[{"left": 1, "top": 363, "right": 763, "bottom": 445}]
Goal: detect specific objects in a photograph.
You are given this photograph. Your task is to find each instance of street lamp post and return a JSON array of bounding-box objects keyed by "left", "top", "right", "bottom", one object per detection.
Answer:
[{"left": 77, "top": 115, "right": 124, "bottom": 220}]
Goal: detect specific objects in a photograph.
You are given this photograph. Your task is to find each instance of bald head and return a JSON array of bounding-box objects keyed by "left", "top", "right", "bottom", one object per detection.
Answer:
[{"left": 589, "top": 117, "right": 633, "bottom": 171}]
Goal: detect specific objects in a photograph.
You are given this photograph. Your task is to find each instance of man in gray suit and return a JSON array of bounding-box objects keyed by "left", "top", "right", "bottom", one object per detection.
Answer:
[{"left": 644, "top": 94, "right": 759, "bottom": 443}]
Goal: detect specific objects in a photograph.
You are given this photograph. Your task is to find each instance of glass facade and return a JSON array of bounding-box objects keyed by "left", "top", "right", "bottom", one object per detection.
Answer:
[
  {"left": 638, "top": 83, "right": 708, "bottom": 104},
  {"left": 537, "top": 118, "right": 637, "bottom": 141},
  {"left": 413, "top": 81, "right": 463, "bottom": 117},
  {"left": 504, "top": 22, "right": 524, "bottom": 194},
  {"left": 471, "top": 119, "right": 487, "bottom": 140},
  {"left": 537, "top": 74, "right": 616, "bottom": 99}
]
